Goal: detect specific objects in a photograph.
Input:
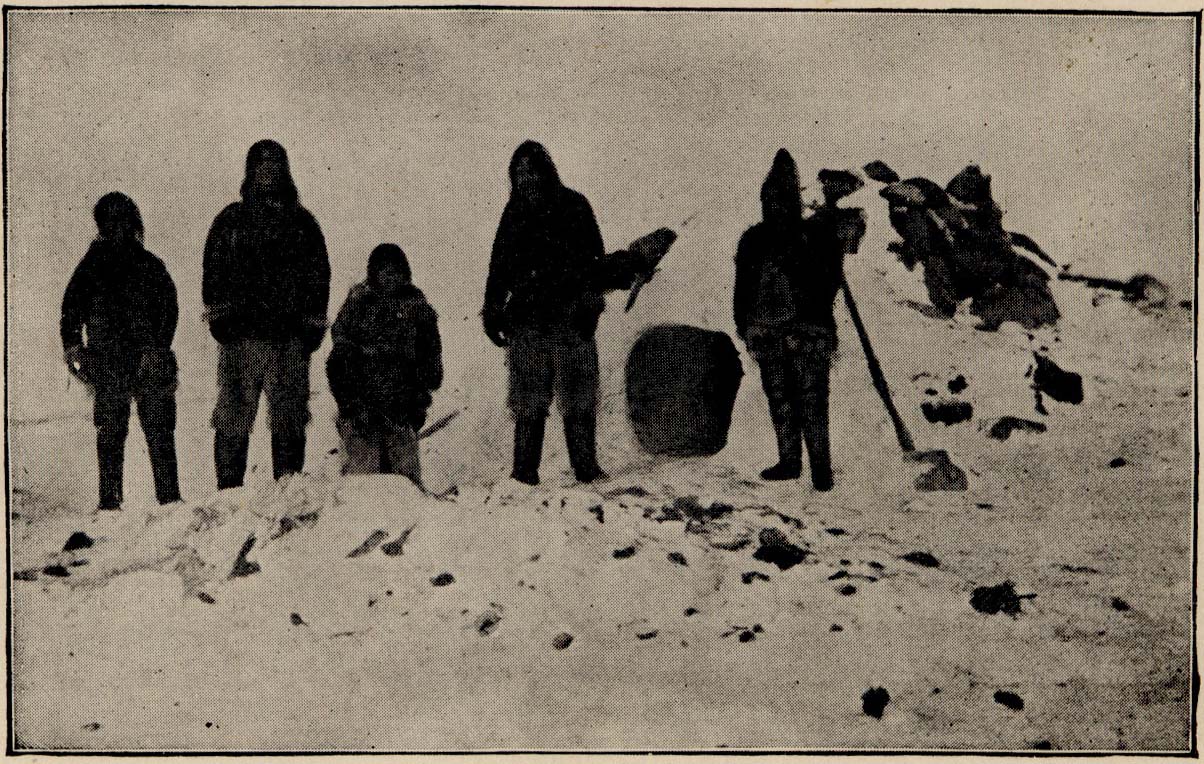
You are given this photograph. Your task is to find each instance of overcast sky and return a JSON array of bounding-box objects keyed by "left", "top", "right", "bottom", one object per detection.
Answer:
[{"left": 6, "top": 9, "right": 1195, "bottom": 417}]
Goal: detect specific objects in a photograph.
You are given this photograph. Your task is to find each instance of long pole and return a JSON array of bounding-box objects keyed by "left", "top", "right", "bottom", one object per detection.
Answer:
[{"left": 841, "top": 281, "right": 916, "bottom": 454}]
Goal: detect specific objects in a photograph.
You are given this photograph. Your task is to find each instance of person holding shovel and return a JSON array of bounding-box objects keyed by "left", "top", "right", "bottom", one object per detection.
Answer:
[
  {"left": 734, "top": 152, "right": 864, "bottom": 491},
  {"left": 327, "top": 243, "right": 443, "bottom": 484}
]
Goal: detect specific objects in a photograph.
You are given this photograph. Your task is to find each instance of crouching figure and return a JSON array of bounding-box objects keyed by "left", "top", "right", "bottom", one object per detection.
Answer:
[{"left": 327, "top": 244, "right": 443, "bottom": 485}]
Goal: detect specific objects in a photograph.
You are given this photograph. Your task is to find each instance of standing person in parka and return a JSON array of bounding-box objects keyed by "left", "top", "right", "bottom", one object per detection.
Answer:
[
  {"left": 61, "top": 192, "right": 182, "bottom": 510},
  {"left": 203, "top": 140, "right": 331, "bottom": 488},
  {"left": 483, "top": 141, "right": 654, "bottom": 486},
  {"left": 327, "top": 243, "right": 443, "bottom": 484},
  {"left": 733, "top": 150, "right": 852, "bottom": 491}
]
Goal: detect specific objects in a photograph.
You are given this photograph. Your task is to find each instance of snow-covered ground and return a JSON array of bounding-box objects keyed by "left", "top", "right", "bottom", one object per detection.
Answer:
[
  {"left": 5, "top": 10, "right": 1196, "bottom": 753},
  {"left": 9, "top": 258, "right": 1194, "bottom": 751}
]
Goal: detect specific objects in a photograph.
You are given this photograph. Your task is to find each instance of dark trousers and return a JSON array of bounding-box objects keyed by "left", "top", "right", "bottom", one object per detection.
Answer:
[
  {"left": 337, "top": 417, "right": 422, "bottom": 484},
  {"left": 750, "top": 327, "right": 835, "bottom": 487},
  {"left": 506, "top": 330, "right": 599, "bottom": 420},
  {"left": 89, "top": 348, "right": 180, "bottom": 508},
  {"left": 212, "top": 337, "right": 312, "bottom": 487},
  {"left": 505, "top": 329, "right": 603, "bottom": 481}
]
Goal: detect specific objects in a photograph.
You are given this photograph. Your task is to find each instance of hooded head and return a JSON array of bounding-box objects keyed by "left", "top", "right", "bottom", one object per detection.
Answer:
[
  {"left": 508, "top": 140, "right": 562, "bottom": 205},
  {"left": 240, "top": 139, "right": 299, "bottom": 208},
  {"left": 946, "top": 165, "right": 992, "bottom": 206},
  {"left": 880, "top": 177, "right": 949, "bottom": 209},
  {"left": 93, "top": 192, "right": 144, "bottom": 244},
  {"left": 367, "top": 243, "right": 411, "bottom": 296},
  {"left": 760, "top": 149, "right": 803, "bottom": 223},
  {"left": 818, "top": 169, "right": 865, "bottom": 206}
]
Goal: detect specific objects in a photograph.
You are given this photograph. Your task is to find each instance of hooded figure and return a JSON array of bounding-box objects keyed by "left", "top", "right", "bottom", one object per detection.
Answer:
[
  {"left": 880, "top": 166, "right": 1059, "bottom": 329},
  {"left": 483, "top": 140, "right": 646, "bottom": 486},
  {"left": 61, "top": 192, "right": 181, "bottom": 509},
  {"left": 327, "top": 244, "right": 443, "bottom": 483},
  {"left": 733, "top": 150, "right": 840, "bottom": 490},
  {"left": 203, "top": 140, "right": 331, "bottom": 488}
]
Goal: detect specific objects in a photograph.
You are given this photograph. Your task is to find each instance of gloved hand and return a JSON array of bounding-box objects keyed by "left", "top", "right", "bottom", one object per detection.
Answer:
[
  {"left": 483, "top": 308, "right": 510, "bottom": 348},
  {"left": 205, "top": 305, "right": 240, "bottom": 345},
  {"left": 743, "top": 326, "right": 769, "bottom": 353},
  {"left": 64, "top": 344, "right": 90, "bottom": 383}
]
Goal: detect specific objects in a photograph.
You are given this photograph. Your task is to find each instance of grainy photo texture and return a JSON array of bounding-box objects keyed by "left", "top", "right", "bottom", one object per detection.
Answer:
[{"left": 4, "top": 6, "right": 1197, "bottom": 755}]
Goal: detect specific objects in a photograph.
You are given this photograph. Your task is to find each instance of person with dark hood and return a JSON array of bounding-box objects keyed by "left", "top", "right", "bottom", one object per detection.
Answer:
[
  {"left": 944, "top": 165, "right": 1060, "bottom": 330},
  {"left": 733, "top": 149, "right": 846, "bottom": 491},
  {"left": 326, "top": 244, "right": 442, "bottom": 484},
  {"left": 483, "top": 141, "right": 658, "bottom": 486},
  {"left": 61, "top": 192, "right": 181, "bottom": 510},
  {"left": 203, "top": 139, "right": 331, "bottom": 488},
  {"left": 878, "top": 165, "right": 1058, "bottom": 330}
]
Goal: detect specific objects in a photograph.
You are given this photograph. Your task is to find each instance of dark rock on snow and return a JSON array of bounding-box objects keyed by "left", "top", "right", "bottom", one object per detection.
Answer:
[
  {"left": 971, "top": 581, "right": 1035, "bottom": 616},
  {"left": 1033, "top": 354, "right": 1083, "bottom": 405},
  {"left": 553, "top": 633, "right": 574, "bottom": 650},
  {"left": 752, "top": 528, "right": 809, "bottom": 570},
  {"left": 380, "top": 525, "right": 415, "bottom": 557},
  {"left": 994, "top": 690, "right": 1025, "bottom": 711},
  {"left": 229, "top": 536, "right": 261, "bottom": 579},
  {"left": 430, "top": 573, "right": 456, "bottom": 586},
  {"left": 921, "top": 399, "right": 973, "bottom": 426},
  {"left": 63, "top": 531, "right": 94, "bottom": 552},
  {"left": 862, "top": 687, "right": 891, "bottom": 719},
  {"left": 987, "top": 416, "right": 1047, "bottom": 441},
  {"left": 900, "top": 551, "right": 940, "bottom": 568},
  {"left": 348, "top": 530, "right": 390, "bottom": 558}
]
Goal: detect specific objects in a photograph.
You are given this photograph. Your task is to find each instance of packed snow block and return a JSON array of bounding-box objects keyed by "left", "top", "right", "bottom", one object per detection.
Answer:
[{"left": 626, "top": 325, "right": 743, "bottom": 457}]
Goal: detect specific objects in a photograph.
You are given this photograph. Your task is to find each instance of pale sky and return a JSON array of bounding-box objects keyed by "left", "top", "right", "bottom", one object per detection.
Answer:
[{"left": 6, "top": 9, "right": 1196, "bottom": 418}]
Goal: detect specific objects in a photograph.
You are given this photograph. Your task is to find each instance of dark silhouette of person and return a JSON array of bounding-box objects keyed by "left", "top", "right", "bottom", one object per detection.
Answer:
[
  {"left": 327, "top": 243, "right": 443, "bottom": 484},
  {"left": 881, "top": 165, "right": 1058, "bottom": 330},
  {"left": 483, "top": 141, "right": 652, "bottom": 486},
  {"left": 734, "top": 150, "right": 856, "bottom": 491},
  {"left": 61, "top": 192, "right": 181, "bottom": 510},
  {"left": 203, "top": 140, "right": 331, "bottom": 488}
]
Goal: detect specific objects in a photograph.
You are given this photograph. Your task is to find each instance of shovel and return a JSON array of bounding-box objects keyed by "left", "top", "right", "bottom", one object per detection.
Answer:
[
  {"left": 1056, "top": 271, "right": 1169, "bottom": 309},
  {"left": 841, "top": 281, "right": 968, "bottom": 492}
]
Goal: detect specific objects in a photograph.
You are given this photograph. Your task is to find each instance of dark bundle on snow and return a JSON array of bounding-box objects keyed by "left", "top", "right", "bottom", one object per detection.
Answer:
[
  {"left": 921, "top": 399, "right": 973, "bottom": 426},
  {"left": 626, "top": 325, "right": 743, "bottom": 457},
  {"left": 1032, "top": 354, "right": 1083, "bottom": 405}
]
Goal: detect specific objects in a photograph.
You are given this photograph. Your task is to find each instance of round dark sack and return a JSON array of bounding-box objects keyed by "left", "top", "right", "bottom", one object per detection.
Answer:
[{"left": 625, "top": 324, "right": 743, "bottom": 457}]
